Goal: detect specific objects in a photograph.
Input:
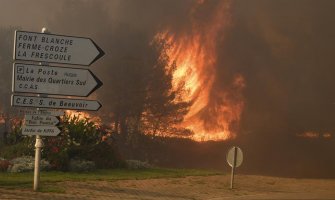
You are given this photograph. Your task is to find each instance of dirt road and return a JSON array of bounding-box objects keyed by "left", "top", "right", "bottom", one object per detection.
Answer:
[{"left": 0, "top": 175, "right": 335, "bottom": 199}]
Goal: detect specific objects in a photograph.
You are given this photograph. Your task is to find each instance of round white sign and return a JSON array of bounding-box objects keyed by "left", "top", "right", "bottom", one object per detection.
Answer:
[{"left": 226, "top": 146, "right": 243, "bottom": 168}]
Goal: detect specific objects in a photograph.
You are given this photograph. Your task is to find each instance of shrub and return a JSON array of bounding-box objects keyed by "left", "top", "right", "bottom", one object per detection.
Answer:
[
  {"left": 42, "top": 114, "right": 101, "bottom": 170},
  {"left": 63, "top": 115, "right": 102, "bottom": 146},
  {"left": 0, "top": 158, "right": 12, "bottom": 172},
  {"left": 126, "top": 160, "right": 152, "bottom": 169},
  {"left": 42, "top": 137, "right": 69, "bottom": 171},
  {"left": 0, "top": 141, "right": 34, "bottom": 159},
  {"left": 87, "top": 142, "right": 126, "bottom": 169},
  {"left": 7, "top": 156, "right": 50, "bottom": 173},
  {"left": 43, "top": 115, "right": 125, "bottom": 170},
  {"left": 68, "top": 159, "right": 95, "bottom": 172}
]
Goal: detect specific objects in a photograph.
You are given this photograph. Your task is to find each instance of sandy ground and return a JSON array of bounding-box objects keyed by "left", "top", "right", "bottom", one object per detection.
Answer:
[{"left": 0, "top": 175, "right": 335, "bottom": 200}]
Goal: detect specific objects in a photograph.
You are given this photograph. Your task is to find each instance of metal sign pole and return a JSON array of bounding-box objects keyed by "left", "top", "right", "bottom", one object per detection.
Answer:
[
  {"left": 33, "top": 27, "right": 49, "bottom": 191},
  {"left": 33, "top": 134, "right": 43, "bottom": 191},
  {"left": 230, "top": 146, "right": 237, "bottom": 189}
]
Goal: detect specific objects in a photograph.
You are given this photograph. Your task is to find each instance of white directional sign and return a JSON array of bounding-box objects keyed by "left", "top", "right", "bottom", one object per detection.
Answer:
[
  {"left": 14, "top": 30, "right": 104, "bottom": 66},
  {"left": 22, "top": 125, "right": 60, "bottom": 136},
  {"left": 12, "top": 95, "right": 102, "bottom": 111},
  {"left": 25, "top": 114, "right": 59, "bottom": 126},
  {"left": 21, "top": 109, "right": 65, "bottom": 116},
  {"left": 13, "top": 63, "right": 102, "bottom": 96}
]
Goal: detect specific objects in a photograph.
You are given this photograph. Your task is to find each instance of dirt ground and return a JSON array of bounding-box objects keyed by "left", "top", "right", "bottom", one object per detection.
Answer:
[{"left": 0, "top": 175, "right": 335, "bottom": 200}]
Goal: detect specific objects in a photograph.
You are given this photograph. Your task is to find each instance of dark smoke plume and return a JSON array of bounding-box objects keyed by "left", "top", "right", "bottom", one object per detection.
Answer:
[{"left": 0, "top": 0, "right": 335, "bottom": 177}]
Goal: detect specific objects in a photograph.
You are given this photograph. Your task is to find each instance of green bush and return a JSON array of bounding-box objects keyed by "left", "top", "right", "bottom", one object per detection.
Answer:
[
  {"left": 0, "top": 141, "right": 34, "bottom": 159},
  {"left": 126, "top": 160, "right": 152, "bottom": 169},
  {"left": 68, "top": 159, "right": 95, "bottom": 172},
  {"left": 63, "top": 115, "right": 102, "bottom": 146},
  {"left": 1, "top": 114, "right": 125, "bottom": 171},
  {"left": 42, "top": 114, "right": 124, "bottom": 170},
  {"left": 87, "top": 142, "right": 126, "bottom": 169}
]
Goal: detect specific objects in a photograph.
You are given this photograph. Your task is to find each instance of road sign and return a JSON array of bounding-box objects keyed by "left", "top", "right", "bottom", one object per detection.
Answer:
[
  {"left": 25, "top": 114, "right": 59, "bottom": 126},
  {"left": 22, "top": 125, "right": 60, "bottom": 136},
  {"left": 14, "top": 30, "right": 104, "bottom": 66},
  {"left": 226, "top": 146, "right": 243, "bottom": 189},
  {"left": 12, "top": 95, "right": 102, "bottom": 111},
  {"left": 227, "top": 146, "right": 243, "bottom": 168},
  {"left": 21, "top": 109, "right": 65, "bottom": 116},
  {"left": 13, "top": 63, "right": 102, "bottom": 97}
]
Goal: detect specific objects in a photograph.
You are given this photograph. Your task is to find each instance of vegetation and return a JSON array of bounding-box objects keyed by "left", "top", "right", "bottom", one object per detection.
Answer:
[
  {"left": 0, "top": 168, "right": 221, "bottom": 191},
  {"left": 68, "top": 159, "right": 95, "bottom": 172},
  {"left": 94, "top": 22, "right": 191, "bottom": 140},
  {"left": 0, "top": 114, "right": 124, "bottom": 172}
]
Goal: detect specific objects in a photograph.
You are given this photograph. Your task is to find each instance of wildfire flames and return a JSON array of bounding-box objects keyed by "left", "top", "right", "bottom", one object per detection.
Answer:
[
  {"left": 65, "top": 110, "right": 101, "bottom": 126},
  {"left": 297, "top": 131, "right": 332, "bottom": 139},
  {"left": 13, "top": 1, "right": 244, "bottom": 142},
  {"left": 155, "top": 0, "right": 245, "bottom": 141}
]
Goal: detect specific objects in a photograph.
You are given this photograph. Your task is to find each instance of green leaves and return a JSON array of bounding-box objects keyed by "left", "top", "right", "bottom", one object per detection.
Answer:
[{"left": 63, "top": 115, "right": 101, "bottom": 146}]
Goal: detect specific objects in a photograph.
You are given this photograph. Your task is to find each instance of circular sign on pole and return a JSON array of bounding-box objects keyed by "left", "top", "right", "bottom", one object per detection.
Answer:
[
  {"left": 227, "top": 146, "right": 243, "bottom": 189},
  {"left": 226, "top": 146, "right": 243, "bottom": 168}
]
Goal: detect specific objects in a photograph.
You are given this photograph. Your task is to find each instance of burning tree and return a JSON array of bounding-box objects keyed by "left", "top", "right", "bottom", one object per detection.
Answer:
[
  {"left": 106, "top": 36, "right": 191, "bottom": 140},
  {"left": 154, "top": 0, "right": 245, "bottom": 141},
  {"left": 73, "top": 0, "right": 245, "bottom": 142}
]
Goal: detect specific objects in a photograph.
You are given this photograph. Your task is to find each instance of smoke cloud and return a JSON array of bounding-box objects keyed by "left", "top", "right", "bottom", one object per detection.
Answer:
[{"left": 0, "top": 0, "right": 335, "bottom": 177}]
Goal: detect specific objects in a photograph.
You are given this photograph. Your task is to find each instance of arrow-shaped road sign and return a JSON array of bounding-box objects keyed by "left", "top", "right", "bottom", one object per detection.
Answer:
[
  {"left": 12, "top": 95, "right": 102, "bottom": 111},
  {"left": 25, "top": 114, "right": 59, "bottom": 126},
  {"left": 13, "top": 63, "right": 103, "bottom": 97},
  {"left": 22, "top": 125, "right": 60, "bottom": 136},
  {"left": 21, "top": 109, "right": 65, "bottom": 116},
  {"left": 14, "top": 30, "right": 104, "bottom": 66}
]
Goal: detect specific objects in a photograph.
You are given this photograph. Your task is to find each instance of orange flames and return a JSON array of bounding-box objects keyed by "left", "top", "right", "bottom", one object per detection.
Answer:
[
  {"left": 65, "top": 110, "right": 101, "bottom": 127},
  {"left": 297, "top": 131, "right": 332, "bottom": 139},
  {"left": 155, "top": 0, "right": 245, "bottom": 141}
]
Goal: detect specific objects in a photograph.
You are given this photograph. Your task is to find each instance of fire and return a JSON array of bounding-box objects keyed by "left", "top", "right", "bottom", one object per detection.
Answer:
[
  {"left": 155, "top": 0, "right": 245, "bottom": 141},
  {"left": 65, "top": 110, "right": 101, "bottom": 126},
  {"left": 297, "top": 131, "right": 332, "bottom": 139}
]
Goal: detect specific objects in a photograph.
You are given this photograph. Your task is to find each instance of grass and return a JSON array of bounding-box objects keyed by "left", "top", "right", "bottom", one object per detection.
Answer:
[{"left": 0, "top": 168, "right": 222, "bottom": 192}]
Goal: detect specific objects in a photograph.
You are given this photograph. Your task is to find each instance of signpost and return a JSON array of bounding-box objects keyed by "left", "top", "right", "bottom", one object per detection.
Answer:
[
  {"left": 22, "top": 109, "right": 64, "bottom": 116},
  {"left": 11, "top": 28, "right": 104, "bottom": 191},
  {"left": 226, "top": 146, "right": 243, "bottom": 189},
  {"left": 13, "top": 63, "right": 102, "bottom": 96},
  {"left": 21, "top": 125, "right": 60, "bottom": 136},
  {"left": 24, "top": 114, "right": 59, "bottom": 126},
  {"left": 12, "top": 95, "right": 102, "bottom": 111},
  {"left": 14, "top": 30, "right": 104, "bottom": 66}
]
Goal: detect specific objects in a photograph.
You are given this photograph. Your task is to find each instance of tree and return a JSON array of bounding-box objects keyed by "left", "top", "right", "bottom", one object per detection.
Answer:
[
  {"left": 142, "top": 38, "right": 190, "bottom": 137},
  {"left": 0, "top": 26, "right": 21, "bottom": 144}
]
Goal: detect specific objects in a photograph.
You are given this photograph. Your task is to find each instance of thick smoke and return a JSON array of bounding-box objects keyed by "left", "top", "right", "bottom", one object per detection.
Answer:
[
  {"left": 0, "top": 0, "right": 335, "bottom": 177},
  {"left": 223, "top": 0, "right": 335, "bottom": 138},
  {"left": 218, "top": 0, "right": 335, "bottom": 177}
]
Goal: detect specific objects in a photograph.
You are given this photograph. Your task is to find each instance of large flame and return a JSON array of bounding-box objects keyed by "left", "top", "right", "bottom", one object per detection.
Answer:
[
  {"left": 65, "top": 110, "right": 101, "bottom": 127},
  {"left": 155, "top": 0, "right": 245, "bottom": 141}
]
